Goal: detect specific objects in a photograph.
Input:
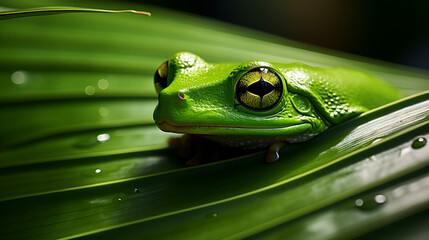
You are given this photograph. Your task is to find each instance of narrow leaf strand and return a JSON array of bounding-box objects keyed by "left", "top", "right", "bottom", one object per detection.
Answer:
[{"left": 0, "top": 7, "right": 151, "bottom": 19}]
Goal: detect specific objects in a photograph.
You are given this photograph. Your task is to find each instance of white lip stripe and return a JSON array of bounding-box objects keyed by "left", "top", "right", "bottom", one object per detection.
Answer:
[{"left": 157, "top": 122, "right": 308, "bottom": 131}]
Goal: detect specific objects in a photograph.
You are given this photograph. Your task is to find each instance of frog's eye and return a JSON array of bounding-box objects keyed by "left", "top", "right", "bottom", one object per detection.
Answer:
[
  {"left": 154, "top": 61, "right": 168, "bottom": 95},
  {"left": 235, "top": 67, "right": 283, "bottom": 111}
]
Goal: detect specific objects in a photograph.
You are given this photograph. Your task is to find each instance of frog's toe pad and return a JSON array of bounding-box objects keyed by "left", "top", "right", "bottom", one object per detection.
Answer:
[{"left": 265, "top": 142, "right": 286, "bottom": 163}]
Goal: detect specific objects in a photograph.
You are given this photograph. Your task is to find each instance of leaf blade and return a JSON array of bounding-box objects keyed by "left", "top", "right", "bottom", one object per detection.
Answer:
[{"left": 0, "top": 6, "right": 150, "bottom": 19}]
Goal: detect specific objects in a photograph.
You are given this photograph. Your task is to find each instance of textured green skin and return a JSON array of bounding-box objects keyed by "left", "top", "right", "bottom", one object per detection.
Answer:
[{"left": 153, "top": 52, "right": 401, "bottom": 139}]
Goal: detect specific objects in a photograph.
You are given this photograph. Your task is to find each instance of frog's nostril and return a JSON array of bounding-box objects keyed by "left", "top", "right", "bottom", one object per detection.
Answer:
[
  {"left": 178, "top": 93, "right": 185, "bottom": 100},
  {"left": 178, "top": 90, "right": 186, "bottom": 100}
]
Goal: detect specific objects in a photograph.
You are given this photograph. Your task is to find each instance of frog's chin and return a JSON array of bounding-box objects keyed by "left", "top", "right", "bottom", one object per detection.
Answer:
[{"left": 155, "top": 120, "right": 313, "bottom": 136}]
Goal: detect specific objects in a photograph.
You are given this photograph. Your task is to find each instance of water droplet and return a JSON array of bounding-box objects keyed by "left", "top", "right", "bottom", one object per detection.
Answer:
[
  {"left": 412, "top": 137, "right": 426, "bottom": 149},
  {"left": 85, "top": 85, "right": 96, "bottom": 95},
  {"left": 371, "top": 138, "right": 383, "bottom": 145},
  {"left": 98, "top": 107, "right": 109, "bottom": 117},
  {"left": 98, "top": 79, "right": 109, "bottom": 90},
  {"left": 118, "top": 198, "right": 122, "bottom": 201},
  {"left": 355, "top": 194, "right": 387, "bottom": 210},
  {"left": 11, "top": 70, "right": 28, "bottom": 85},
  {"left": 97, "top": 133, "right": 110, "bottom": 143},
  {"left": 95, "top": 169, "right": 102, "bottom": 174},
  {"left": 355, "top": 198, "right": 364, "bottom": 207},
  {"left": 374, "top": 194, "right": 387, "bottom": 204},
  {"left": 205, "top": 212, "right": 219, "bottom": 218},
  {"left": 134, "top": 188, "right": 140, "bottom": 193}
]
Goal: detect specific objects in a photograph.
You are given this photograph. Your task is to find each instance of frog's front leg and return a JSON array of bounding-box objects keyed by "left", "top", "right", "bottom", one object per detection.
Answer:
[
  {"left": 169, "top": 134, "right": 227, "bottom": 165},
  {"left": 182, "top": 135, "right": 207, "bottom": 166},
  {"left": 168, "top": 134, "right": 201, "bottom": 165}
]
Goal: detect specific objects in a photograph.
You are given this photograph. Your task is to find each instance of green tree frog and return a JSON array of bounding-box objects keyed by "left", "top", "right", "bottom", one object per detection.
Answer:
[{"left": 153, "top": 52, "right": 401, "bottom": 163}]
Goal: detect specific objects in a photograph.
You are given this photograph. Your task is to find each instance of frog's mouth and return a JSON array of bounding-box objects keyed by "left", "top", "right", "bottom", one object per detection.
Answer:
[{"left": 155, "top": 120, "right": 312, "bottom": 136}]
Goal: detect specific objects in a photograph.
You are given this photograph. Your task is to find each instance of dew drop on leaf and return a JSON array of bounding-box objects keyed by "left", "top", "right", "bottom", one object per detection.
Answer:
[
  {"left": 74, "top": 133, "right": 110, "bottom": 148},
  {"left": 355, "top": 194, "right": 387, "bottom": 210},
  {"left": 371, "top": 138, "right": 383, "bottom": 145},
  {"left": 355, "top": 198, "right": 364, "bottom": 207},
  {"left": 97, "top": 133, "right": 110, "bottom": 143},
  {"left": 411, "top": 137, "right": 426, "bottom": 149},
  {"left": 98, "top": 107, "right": 109, "bottom": 117},
  {"left": 11, "top": 70, "right": 28, "bottom": 85},
  {"left": 374, "top": 194, "right": 387, "bottom": 204},
  {"left": 205, "top": 212, "right": 219, "bottom": 219},
  {"left": 85, "top": 85, "right": 96, "bottom": 95},
  {"left": 98, "top": 79, "right": 109, "bottom": 90}
]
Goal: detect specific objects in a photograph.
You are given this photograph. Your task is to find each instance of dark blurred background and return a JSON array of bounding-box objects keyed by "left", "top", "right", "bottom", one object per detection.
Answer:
[{"left": 130, "top": 0, "right": 429, "bottom": 70}]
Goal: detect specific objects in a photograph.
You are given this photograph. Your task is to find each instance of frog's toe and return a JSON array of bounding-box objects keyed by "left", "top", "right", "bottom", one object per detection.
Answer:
[
  {"left": 265, "top": 142, "right": 286, "bottom": 163},
  {"left": 167, "top": 137, "right": 182, "bottom": 148}
]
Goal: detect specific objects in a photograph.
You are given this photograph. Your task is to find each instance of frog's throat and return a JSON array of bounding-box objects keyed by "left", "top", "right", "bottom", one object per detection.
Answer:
[{"left": 155, "top": 120, "right": 312, "bottom": 136}]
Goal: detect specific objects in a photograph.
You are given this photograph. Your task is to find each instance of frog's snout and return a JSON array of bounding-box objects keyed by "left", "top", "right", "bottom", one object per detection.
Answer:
[
  {"left": 153, "top": 104, "right": 161, "bottom": 123},
  {"left": 154, "top": 88, "right": 190, "bottom": 121}
]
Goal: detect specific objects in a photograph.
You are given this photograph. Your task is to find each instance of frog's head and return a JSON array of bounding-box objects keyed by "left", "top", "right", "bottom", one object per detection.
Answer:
[{"left": 153, "top": 52, "right": 326, "bottom": 137}]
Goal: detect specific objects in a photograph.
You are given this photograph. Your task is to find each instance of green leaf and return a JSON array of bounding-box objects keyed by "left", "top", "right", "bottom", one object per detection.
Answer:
[
  {"left": 1, "top": 92, "right": 427, "bottom": 240},
  {"left": 0, "top": 6, "right": 150, "bottom": 19}
]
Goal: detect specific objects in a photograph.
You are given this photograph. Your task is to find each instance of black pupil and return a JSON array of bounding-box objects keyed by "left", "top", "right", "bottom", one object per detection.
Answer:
[{"left": 246, "top": 76, "right": 275, "bottom": 97}]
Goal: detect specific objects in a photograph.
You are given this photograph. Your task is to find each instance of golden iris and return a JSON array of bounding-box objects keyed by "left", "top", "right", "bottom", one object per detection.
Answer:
[
  {"left": 236, "top": 67, "right": 283, "bottom": 111},
  {"left": 154, "top": 61, "right": 168, "bottom": 94}
]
